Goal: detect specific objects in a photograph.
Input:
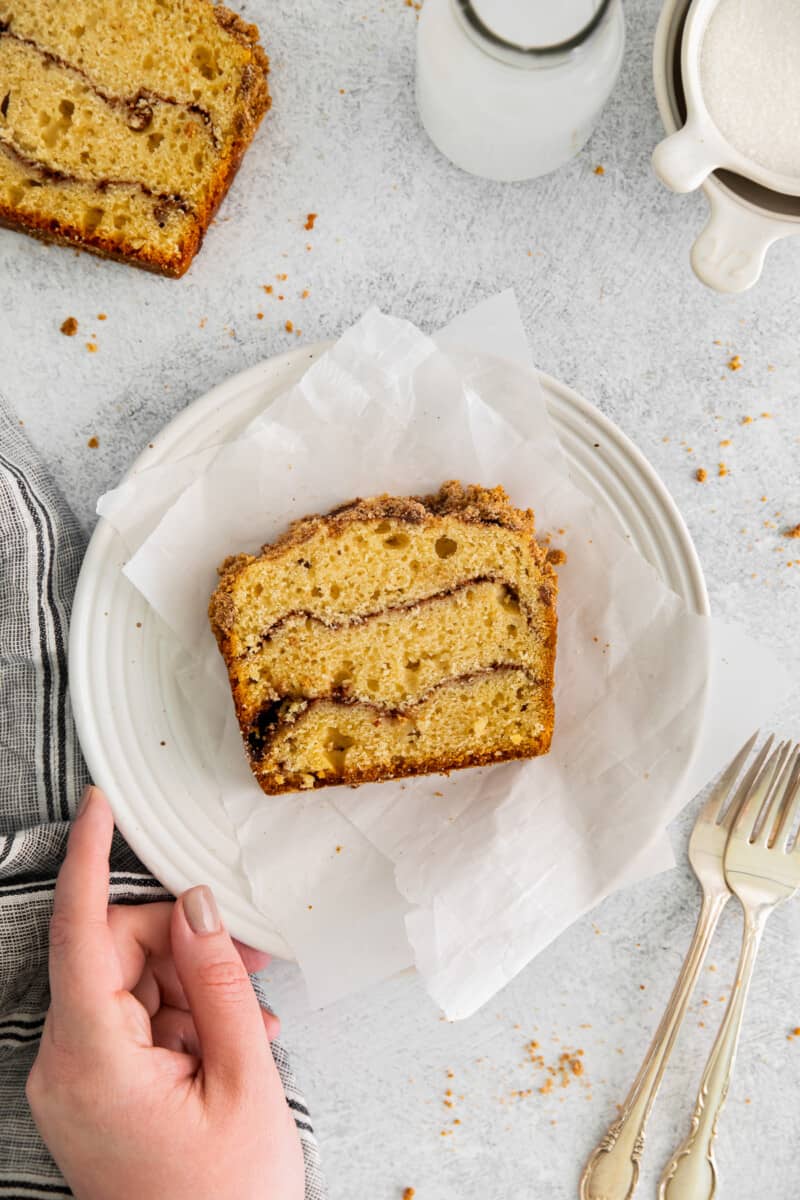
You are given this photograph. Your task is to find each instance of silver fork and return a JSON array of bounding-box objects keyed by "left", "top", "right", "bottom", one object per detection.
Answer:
[
  {"left": 658, "top": 739, "right": 800, "bottom": 1200},
  {"left": 579, "top": 732, "right": 769, "bottom": 1200}
]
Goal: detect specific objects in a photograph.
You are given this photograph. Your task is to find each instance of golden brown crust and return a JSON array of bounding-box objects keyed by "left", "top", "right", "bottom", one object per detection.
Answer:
[
  {"left": 213, "top": 3, "right": 267, "bottom": 61},
  {"left": 0, "top": 1, "right": 270, "bottom": 277},
  {"left": 271, "top": 481, "right": 536, "bottom": 556},
  {"left": 253, "top": 732, "right": 554, "bottom": 794},
  {"left": 209, "top": 482, "right": 543, "bottom": 641},
  {"left": 0, "top": 205, "right": 201, "bottom": 277}
]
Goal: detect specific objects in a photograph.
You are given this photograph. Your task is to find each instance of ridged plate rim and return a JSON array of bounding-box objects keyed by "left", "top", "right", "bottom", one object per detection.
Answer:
[{"left": 69, "top": 342, "right": 710, "bottom": 959}]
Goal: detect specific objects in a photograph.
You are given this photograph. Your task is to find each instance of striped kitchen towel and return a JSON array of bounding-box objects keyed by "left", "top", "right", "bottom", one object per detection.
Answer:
[{"left": 0, "top": 400, "right": 326, "bottom": 1200}]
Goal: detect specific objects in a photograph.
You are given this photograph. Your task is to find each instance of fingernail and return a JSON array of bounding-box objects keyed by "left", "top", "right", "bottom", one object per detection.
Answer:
[
  {"left": 183, "top": 885, "right": 221, "bottom": 935},
  {"left": 76, "top": 785, "right": 95, "bottom": 817}
]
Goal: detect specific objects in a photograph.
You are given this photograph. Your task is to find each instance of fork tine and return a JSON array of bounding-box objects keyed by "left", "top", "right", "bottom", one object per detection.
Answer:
[
  {"left": 756, "top": 744, "right": 800, "bottom": 846},
  {"left": 771, "top": 753, "right": 800, "bottom": 850},
  {"left": 717, "top": 733, "right": 774, "bottom": 833},
  {"left": 787, "top": 774, "right": 800, "bottom": 854},
  {"left": 781, "top": 773, "right": 800, "bottom": 853},
  {"left": 700, "top": 730, "right": 761, "bottom": 827},
  {"left": 731, "top": 740, "right": 789, "bottom": 840}
]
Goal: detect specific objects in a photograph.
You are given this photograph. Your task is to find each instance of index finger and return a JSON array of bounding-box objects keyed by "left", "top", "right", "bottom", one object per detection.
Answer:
[{"left": 48, "top": 785, "right": 121, "bottom": 1023}]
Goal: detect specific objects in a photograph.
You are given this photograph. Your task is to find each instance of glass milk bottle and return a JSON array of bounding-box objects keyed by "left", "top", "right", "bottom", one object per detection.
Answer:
[{"left": 416, "top": 0, "right": 625, "bottom": 182}]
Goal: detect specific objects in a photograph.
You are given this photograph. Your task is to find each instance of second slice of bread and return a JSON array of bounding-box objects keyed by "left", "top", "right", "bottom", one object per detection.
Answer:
[{"left": 0, "top": 0, "right": 270, "bottom": 275}]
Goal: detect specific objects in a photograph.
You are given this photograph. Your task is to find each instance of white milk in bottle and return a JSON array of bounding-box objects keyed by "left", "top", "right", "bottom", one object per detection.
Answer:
[{"left": 416, "top": 0, "right": 625, "bottom": 181}]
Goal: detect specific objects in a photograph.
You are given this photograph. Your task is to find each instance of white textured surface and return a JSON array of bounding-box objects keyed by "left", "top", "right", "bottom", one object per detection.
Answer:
[{"left": 2, "top": 2, "right": 800, "bottom": 1197}]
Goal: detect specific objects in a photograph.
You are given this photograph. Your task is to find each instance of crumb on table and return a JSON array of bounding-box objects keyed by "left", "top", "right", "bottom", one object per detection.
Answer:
[
  {"left": 60, "top": 317, "right": 78, "bottom": 336},
  {"left": 696, "top": 468, "right": 707, "bottom": 483},
  {"left": 547, "top": 548, "right": 567, "bottom": 566},
  {"left": 524, "top": 1038, "right": 587, "bottom": 1095},
  {"left": 783, "top": 524, "right": 800, "bottom": 540},
  {"left": 727, "top": 355, "right": 743, "bottom": 371},
  {"left": 718, "top": 463, "right": 728, "bottom": 477},
  {"left": 285, "top": 320, "right": 294, "bottom": 333},
  {"left": 402, "top": 1190, "right": 415, "bottom": 1200},
  {"left": 593, "top": 165, "right": 604, "bottom": 175},
  {"left": 304, "top": 212, "right": 318, "bottom": 231},
  {"left": 87, "top": 436, "right": 99, "bottom": 449}
]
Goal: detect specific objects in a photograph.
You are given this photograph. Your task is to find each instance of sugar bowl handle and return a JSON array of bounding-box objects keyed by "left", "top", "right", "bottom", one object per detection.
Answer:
[
  {"left": 691, "top": 192, "right": 781, "bottom": 293},
  {"left": 652, "top": 121, "right": 719, "bottom": 194}
]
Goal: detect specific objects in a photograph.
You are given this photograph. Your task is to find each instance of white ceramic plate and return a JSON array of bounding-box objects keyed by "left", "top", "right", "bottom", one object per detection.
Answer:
[{"left": 70, "top": 345, "right": 710, "bottom": 958}]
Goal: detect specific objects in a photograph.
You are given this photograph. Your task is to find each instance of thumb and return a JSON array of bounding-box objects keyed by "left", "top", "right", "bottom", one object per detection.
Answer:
[{"left": 171, "top": 885, "right": 271, "bottom": 1098}]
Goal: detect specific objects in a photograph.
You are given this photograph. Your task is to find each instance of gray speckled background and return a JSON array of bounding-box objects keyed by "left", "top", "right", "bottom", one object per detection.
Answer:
[{"left": 2, "top": 2, "right": 800, "bottom": 1197}]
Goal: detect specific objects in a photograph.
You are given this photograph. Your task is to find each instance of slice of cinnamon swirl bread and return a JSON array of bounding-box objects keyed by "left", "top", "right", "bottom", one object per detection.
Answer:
[
  {"left": 210, "top": 482, "right": 558, "bottom": 796},
  {"left": 0, "top": 0, "right": 270, "bottom": 276}
]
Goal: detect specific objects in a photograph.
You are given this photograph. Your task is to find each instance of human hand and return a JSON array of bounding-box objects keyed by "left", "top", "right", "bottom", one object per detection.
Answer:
[{"left": 27, "top": 786, "right": 304, "bottom": 1200}]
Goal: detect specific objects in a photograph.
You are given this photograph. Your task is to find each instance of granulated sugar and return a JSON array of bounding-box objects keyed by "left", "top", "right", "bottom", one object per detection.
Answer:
[{"left": 700, "top": 0, "right": 800, "bottom": 179}]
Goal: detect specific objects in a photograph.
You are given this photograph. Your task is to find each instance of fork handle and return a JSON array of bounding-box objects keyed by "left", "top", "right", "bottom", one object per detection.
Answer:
[
  {"left": 658, "top": 907, "right": 767, "bottom": 1200},
  {"left": 579, "top": 891, "right": 728, "bottom": 1200}
]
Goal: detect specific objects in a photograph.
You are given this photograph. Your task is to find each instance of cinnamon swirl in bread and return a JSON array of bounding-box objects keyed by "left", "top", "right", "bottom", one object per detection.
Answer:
[
  {"left": 210, "top": 482, "right": 558, "bottom": 795},
  {"left": 0, "top": 0, "right": 269, "bottom": 275}
]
